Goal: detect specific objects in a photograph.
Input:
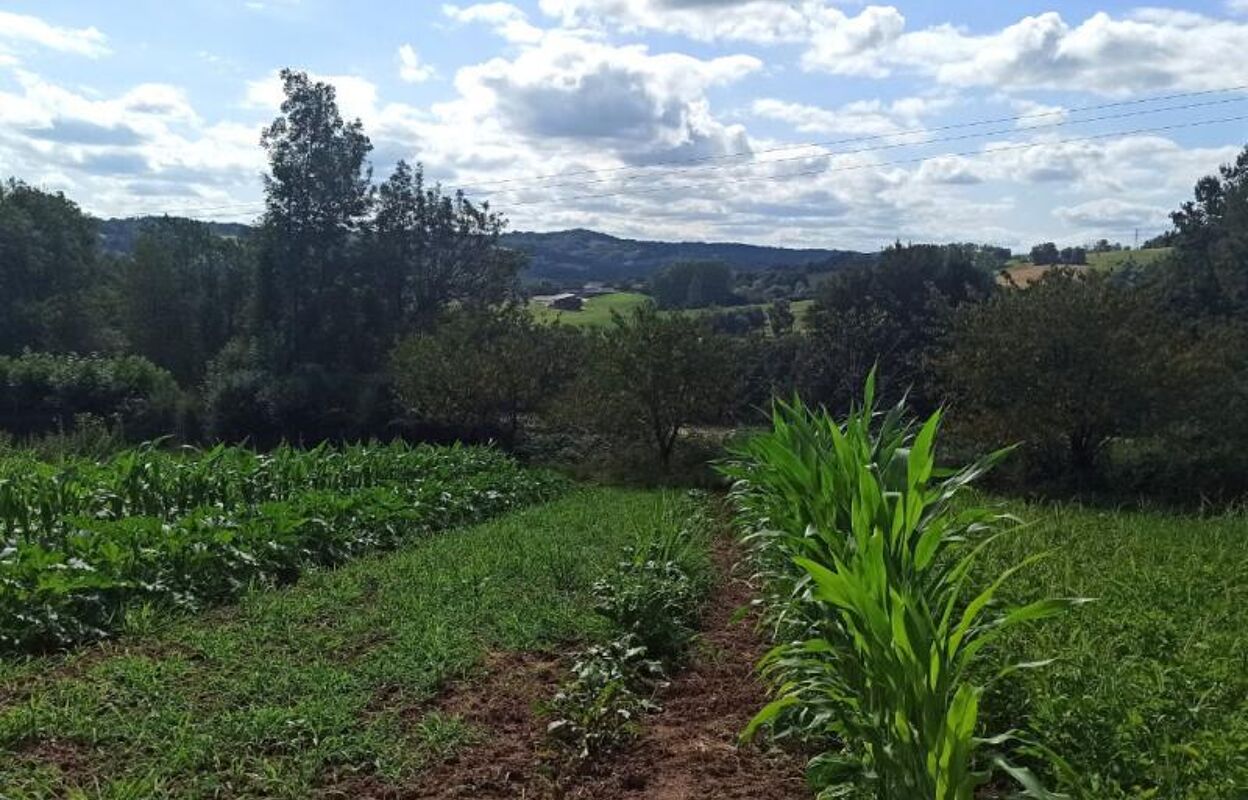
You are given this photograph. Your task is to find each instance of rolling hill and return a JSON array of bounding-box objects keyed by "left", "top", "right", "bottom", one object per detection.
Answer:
[{"left": 501, "top": 228, "right": 867, "bottom": 283}]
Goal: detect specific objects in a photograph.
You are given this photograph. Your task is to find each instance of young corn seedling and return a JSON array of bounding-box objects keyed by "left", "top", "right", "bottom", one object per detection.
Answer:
[{"left": 723, "top": 373, "right": 1085, "bottom": 800}]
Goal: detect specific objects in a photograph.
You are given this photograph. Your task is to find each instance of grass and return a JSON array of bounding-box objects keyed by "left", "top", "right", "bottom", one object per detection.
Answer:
[
  {"left": 1087, "top": 247, "right": 1173, "bottom": 271},
  {"left": 528, "top": 292, "right": 652, "bottom": 326},
  {"left": 530, "top": 292, "right": 815, "bottom": 332},
  {"left": 979, "top": 500, "right": 1248, "bottom": 799},
  {"left": 0, "top": 487, "right": 698, "bottom": 799},
  {"left": 1001, "top": 248, "right": 1173, "bottom": 286}
]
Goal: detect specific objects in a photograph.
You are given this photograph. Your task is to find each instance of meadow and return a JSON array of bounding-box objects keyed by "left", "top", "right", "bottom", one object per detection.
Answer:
[{"left": 528, "top": 291, "right": 814, "bottom": 331}]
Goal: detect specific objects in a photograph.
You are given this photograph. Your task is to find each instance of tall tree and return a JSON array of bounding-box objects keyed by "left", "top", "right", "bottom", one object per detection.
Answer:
[
  {"left": 372, "top": 160, "right": 521, "bottom": 341},
  {"left": 0, "top": 180, "right": 111, "bottom": 354},
  {"left": 257, "top": 69, "right": 373, "bottom": 370},
  {"left": 120, "top": 218, "right": 251, "bottom": 384}
]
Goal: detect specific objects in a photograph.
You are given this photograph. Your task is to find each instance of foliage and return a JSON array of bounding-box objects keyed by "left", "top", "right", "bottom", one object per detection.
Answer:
[
  {"left": 561, "top": 305, "right": 738, "bottom": 467},
  {"left": 1154, "top": 144, "right": 1248, "bottom": 317},
  {"left": 803, "top": 242, "right": 993, "bottom": 413},
  {"left": 0, "top": 352, "right": 182, "bottom": 441},
  {"left": 720, "top": 378, "right": 1081, "bottom": 799},
  {"left": 940, "top": 269, "right": 1175, "bottom": 480},
  {"left": 0, "top": 179, "right": 115, "bottom": 356},
  {"left": 0, "top": 442, "right": 563, "bottom": 653},
  {"left": 118, "top": 217, "right": 252, "bottom": 384},
  {"left": 372, "top": 159, "right": 522, "bottom": 336},
  {"left": 975, "top": 501, "right": 1248, "bottom": 800},
  {"left": 0, "top": 488, "right": 680, "bottom": 798},
  {"left": 650, "top": 260, "right": 738, "bottom": 309},
  {"left": 389, "top": 306, "right": 581, "bottom": 443},
  {"left": 546, "top": 635, "right": 667, "bottom": 761},
  {"left": 547, "top": 494, "right": 710, "bottom": 763}
]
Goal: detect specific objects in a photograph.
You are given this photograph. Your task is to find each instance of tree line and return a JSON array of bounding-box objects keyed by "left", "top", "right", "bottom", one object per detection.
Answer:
[{"left": 2, "top": 68, "right": 1246, "bottom": 502}]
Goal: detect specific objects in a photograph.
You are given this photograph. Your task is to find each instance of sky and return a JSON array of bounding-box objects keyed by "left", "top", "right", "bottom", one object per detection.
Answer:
[{"left": 1, "top": 1, "right": 1247, "bottom": 251}]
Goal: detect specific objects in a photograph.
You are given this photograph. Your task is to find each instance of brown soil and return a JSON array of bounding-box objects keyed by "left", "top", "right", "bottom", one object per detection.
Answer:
[{"left": 382, "top": 537, "right": 808, "bottom": 800}]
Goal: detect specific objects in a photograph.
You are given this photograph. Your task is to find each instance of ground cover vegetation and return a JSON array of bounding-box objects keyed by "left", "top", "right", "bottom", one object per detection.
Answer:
[
  {"left": 0, "top": 442, "right": 562, "bottom": 653},
  {"left": 0, "top": 487, "right": 702, "bottom": 798}
]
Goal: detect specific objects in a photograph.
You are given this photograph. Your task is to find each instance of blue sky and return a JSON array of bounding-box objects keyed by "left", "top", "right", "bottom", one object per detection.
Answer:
[{"left": 1, "top": 1, "right": 1246, "bottom": 250}]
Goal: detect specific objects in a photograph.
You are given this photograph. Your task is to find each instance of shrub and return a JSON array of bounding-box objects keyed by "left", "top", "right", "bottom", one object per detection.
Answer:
[{"left": 0, "top": 352, "right": 182, "bottom": 441}]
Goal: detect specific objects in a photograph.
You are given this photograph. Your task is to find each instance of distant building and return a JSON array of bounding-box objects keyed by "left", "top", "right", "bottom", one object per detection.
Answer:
[{"left": 545, "top": 292, "right": 584, "bottom": 311}]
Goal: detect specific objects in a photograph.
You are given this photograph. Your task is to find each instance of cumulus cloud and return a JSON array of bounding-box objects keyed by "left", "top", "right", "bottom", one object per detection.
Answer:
[
  {"left": 1054, "top": 198, "right": 1170, "bottom": 232},
  {"left": 752, "top": 95, "right": 950, "bottom": 138},
  {"left": 0, "top": 10, "right": 110, "bottom": 59},
  {"left": 438, "top": 6, "right": 760, "bottom": 165},
  {"left": 443, "top": 3, "right": 544, "bottom": 43},
  {"left": 397, "top": 44, "right": 435, "bottom": 83}
]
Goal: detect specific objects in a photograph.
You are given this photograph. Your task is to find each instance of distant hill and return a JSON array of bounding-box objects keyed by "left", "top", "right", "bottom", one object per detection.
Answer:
[
  {"left": 97, "top": 217, "right": 253, "bottom": 255},
  {"left": 501, "top": 228, "right": 867, "bottom": 283},
  {"left": 94, "top": 219, "right": 866, "bottom": 282}
]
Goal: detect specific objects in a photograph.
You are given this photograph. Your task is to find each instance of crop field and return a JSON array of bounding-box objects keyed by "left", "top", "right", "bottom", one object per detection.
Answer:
[
  {"left": 723, "top": 389, "right": 1246, "bottom": 799},
  {"left": 0, "top": 487, "right": 706, "bottom": 798},
  {"left": 0, "top": 443, "right": 563, "bottom": 653}
]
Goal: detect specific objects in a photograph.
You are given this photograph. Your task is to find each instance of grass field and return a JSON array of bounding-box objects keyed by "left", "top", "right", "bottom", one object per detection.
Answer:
[
  {"left": 530, "top": 292, "right": 815, "bottom": 332},
  {"left": 979, "top": 500, "right": 1248, "bottom": 799},
  {"left": 1001, "top": 247, "right": 1173, "bottom": 286},
  {"left": 0, "top": 488, "right": 698, "bottom": 799},
  {"left": 528, "top": 292, "right": 651, "bottom": 326}
]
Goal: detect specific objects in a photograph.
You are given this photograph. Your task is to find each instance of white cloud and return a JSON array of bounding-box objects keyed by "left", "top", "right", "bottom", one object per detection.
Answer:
[
  {"left": 538, "top": 0, "right": 814, "bottom": 43},
  {"left": 244, "top": 71, "right": 380, "bottom": 123},
  {"left": 752, "top": 95, "right": 950, "bottom": 138},
  {"left": 1054, "top": 198, "right": 1169, "bottom": 231},
  {"left": 397, "top": 44, "right": 435, "bottom": 83},
  {"left": 0, "top": 11, "right": 109, "bottom": 58},
  {"left": 1230, "top": 0, "right": 1248, "bottom": 14},
  {"left": 443, "top": 3, "right": 544, "bottom": 43}
]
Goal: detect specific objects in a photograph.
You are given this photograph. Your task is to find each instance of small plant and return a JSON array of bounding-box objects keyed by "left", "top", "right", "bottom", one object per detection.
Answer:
[
  {"left": 546, "top": 496, "right": 712, "bottom": 764},
  {"left": 546, "top": 635, "right": 666, "bottom": 762},
  {"left": 722, "top": 373, "right": 1085, "bottom": 799}
]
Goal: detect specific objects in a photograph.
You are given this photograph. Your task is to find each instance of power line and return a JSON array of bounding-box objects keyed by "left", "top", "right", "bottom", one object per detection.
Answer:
[
  {"left": 454, "top": 83, "right": 1248, "bottom": 192},
  {"left": 473, "top": 95, "right": 1247, "bottom": 199},
  {"left": 505, "top": 113, "right": 1248, "bottom": 207},
  {"left": 109, "top": 86, "right": 1248, "bottom": 220}
]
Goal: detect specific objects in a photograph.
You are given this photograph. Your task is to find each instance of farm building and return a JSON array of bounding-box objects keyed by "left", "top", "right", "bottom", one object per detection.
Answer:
[{"left": 539, "top": 292, "right": 584, "bottom": 311}]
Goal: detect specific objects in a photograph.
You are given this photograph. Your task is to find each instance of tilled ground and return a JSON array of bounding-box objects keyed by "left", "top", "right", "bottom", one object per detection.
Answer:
[{"left": 380, "top": 538, "right": 808, "bottom": 800}]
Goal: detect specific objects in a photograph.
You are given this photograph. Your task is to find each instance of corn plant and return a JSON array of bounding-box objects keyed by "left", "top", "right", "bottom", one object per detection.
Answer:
[{"left": 721, "top": 374, "right": 1084, "bottom": 799}]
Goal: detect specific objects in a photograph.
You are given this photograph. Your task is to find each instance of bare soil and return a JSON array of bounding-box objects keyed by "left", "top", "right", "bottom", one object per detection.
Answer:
[{"left": 387, "top": 537, "right": 808, "bottom": 799}]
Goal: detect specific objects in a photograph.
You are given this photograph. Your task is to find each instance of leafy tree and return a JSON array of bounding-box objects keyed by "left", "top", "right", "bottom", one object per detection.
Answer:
[
  {"left": 803, "top": 243, "right": 993, "bottom": 412},
  {"left": 1155, "top": 144, "right": 1248, "bottom": 317},
  {"left": 1029, "top": 242, "right": 1060, "bottom": 265},
  {"left": 389, "top": 307, "right": 580, "bottom": 443},
  {"left": 256, "top": 69, "right": 374, "bottom": 371},
  {"left": 565, "top": 306, "right": 737, "bottom": 467},
  {"left": 0, "top": 180, "right": 113, "bottom": 354},
  {"left": 119, "top": 218, "right": 251, "bottom": 384},
  {"left": 767, "top": 298, "right": 795, "bottom": 336},
  {"left": 940, "top": 269, "right": 1173, "bottom": 480},
  {"left": 371, "top": 160, "right": 521, "bottom": 340},
  {"left": 650, "top": 260, "right": 736, "bottom": 309}
]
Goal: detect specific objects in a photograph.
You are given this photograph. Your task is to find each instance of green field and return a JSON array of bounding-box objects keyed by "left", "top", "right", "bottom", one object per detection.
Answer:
[
  {"left": 0, "top": 487, "right": 699, "bottom": 799},
  {"left": 528, "top": 291, "right": 651, "bottom": 326},
  {"left": 979, "top": 500, "right": 1247, "bottom": 798},
  {"left": 530, "top": 292, "right": 815, "bottom": 331},
  {"left": 1087, "top": 246, "right": 1173, "bottom": 271}
]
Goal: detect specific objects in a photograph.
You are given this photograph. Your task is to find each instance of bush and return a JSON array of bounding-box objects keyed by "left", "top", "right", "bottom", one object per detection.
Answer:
[{"left": 0, "top": 352, "right": 182, "bottom": 441}]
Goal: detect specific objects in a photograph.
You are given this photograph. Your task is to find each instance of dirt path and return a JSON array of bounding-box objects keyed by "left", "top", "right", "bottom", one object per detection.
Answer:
[{"left": 386, "top": 537, "right": 808, "bottom": 800}]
